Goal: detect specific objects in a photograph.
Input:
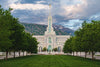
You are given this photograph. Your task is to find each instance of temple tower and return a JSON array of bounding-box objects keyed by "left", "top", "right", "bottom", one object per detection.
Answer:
[
  {"left": 33, "top": 1, "right": 70, "bottom": 54},
  {"left": 44, "top": 4, "right": 56, "bottom": 53},
  {"left": 45, "top": 4, "right": 56, "bottom": 35}
]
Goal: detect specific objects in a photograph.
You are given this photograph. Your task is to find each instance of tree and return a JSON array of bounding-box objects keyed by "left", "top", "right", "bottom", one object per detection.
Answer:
[
  {"left": 63, "top": 37, "right": 73, "bottom": 54},
  {"left": 10, "top": 21, "right": 25, "bottom": 58},
  {"left": 74, "top": 31, "right": 83, "bottom": 56},
  {"left": 85, "top": 21, "right": 100, "bottom": 59},
  {"left": 42, "top": 47, "right": 47, "bottom": 52},
  {"left": 74, "top": 20, "right": 100, "bottom": 59},
  {"left": 53, "top": 48, "right": 57, "bottom": 52},
  {"left": 63, "top": 20, "right": 100, "bottom": 60},
  {"left": 0, "top": 6, "right": 13, "bottom": 60},
  {"left": 25, "top": 33, "right": 38, "bottom": 54},
  {"left": 0, "top": 5, "right": 39, "bottom": 59}
]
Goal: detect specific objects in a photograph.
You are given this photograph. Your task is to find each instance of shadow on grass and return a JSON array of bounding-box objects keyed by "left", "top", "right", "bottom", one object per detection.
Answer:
[
  {"left": 0, "top": 55, "right": 37, "bottom": 62},
  {"left": 0, "top": 55, "right": 100, "bottom": 62},
  {"left": 65, "top": 55, "right": 100, "bottom": 62}
]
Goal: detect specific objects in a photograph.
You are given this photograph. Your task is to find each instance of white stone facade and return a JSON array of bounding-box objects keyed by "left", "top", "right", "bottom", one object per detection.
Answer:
[
  {"left": 33, "top": 35, "right": 70, "bottom": 53},
  {"left": 32, "top": 4, "right": 70, "bottom": 54}
]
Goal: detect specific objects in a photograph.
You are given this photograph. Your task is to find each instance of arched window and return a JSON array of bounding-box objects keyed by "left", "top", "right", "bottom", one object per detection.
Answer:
[
  {"left": 39, "top": 46, "right": 42, "bottom": 52},
  {"left": 48, "top": 37, "right": 52, "bottom": 43}
]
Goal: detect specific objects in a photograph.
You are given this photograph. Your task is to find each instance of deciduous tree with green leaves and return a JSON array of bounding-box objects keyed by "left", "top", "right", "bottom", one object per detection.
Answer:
[{"left": 0, "top": 5, "right": 13, "bottom": 60}]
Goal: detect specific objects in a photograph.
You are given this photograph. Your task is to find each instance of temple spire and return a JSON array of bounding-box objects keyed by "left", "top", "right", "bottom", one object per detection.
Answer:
[
  {"left": 48, "top": 3, "right": 53, "bottom": 33},
  {"left": 45, "top": 3, "right": 56, "bottom": 35},
  {"left": 49, "top": 4, "right": 51, "bottom": 16}
]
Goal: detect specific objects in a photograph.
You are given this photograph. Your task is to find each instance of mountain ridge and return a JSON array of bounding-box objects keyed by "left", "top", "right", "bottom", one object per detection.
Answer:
[{"left": 21, "top": 23, "right": 74, "bottom": 35}]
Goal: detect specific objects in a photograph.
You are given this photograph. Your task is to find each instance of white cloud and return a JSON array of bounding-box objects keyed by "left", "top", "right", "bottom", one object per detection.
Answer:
[
  {"left": 7, "top": 0, "right": 20, "bottom": 4},
  {"left": 60, "top": 0, "right": 83, "bottom": 6},
  {"left": 36, "top": 1, "right": 46, "bottom": 4},
  {"left": 0, "top": 0, "right": 21, "bottom": 8},
  {"left": 1, "top": 0, "right": 100, "bottom": 30},
  {"left": 36, "top": 22, "right": 47, "bottom": 25},
  {"left": 59, "top": 19, "right": 83, "bottom": 30},
  {"left": 9, "top": 3, "right": 49, "bottom": 10},
  {"left": 89, "top": 13, "right": 100, "bottom": 20},
  {"left": 61, "top": 0, "right": 87, "bottom": 19}
]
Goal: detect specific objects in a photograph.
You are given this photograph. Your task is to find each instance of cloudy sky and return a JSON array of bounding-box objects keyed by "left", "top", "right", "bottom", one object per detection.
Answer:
[{"left": 0, "top": 0, "right": 100, "bottom": 30}]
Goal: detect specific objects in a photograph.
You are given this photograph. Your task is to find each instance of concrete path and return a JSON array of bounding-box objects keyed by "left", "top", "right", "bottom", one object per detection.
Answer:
[
  {"left": 0, "top": 55, "right": 23, "bottom": 60},
  {"left": 0, "top": 53, "right": 100, "bottom": 60},
  {"left": 74, "top": 55, "right": 100, "bottom": 60},
  {"left": 64, "top": 52, "right": 100, "bottom": 60}
]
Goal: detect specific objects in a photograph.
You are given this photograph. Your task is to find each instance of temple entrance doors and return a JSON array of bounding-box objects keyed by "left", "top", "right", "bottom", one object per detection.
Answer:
[{"left": 48, "top": 45, "right": 52, "bottom": 53}]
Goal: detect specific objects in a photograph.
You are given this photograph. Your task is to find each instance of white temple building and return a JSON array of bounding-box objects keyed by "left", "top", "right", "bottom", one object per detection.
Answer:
[{"left": 33, "top": 4, "right": 70, "bottom": 54}]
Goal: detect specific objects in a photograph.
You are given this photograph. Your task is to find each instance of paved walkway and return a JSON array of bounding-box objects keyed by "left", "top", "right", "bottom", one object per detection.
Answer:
[
  {"left": 74, "top": 55, "right": 100, "bottom": 60},
  {"left": 0, "top": 55, "right": 24, "bottom": 60},
  {"left": 64, "top": 52, "right": 100, "bottom": 60},
  {"left": 0, "top": 53, "right": 100, "bottom": 60}
]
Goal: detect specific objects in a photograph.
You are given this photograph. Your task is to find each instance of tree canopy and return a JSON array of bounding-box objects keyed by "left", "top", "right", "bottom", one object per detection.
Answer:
[
  {"left": 63, "top": 20, "right": 100, "bottom": 60},
  {"left": 0, "top": 5, "right": 38, "bottom": 59}
]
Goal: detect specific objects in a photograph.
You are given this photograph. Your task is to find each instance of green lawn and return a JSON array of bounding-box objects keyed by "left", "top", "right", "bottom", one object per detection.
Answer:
[{"left": 0, "top": 55, "right": 100, "bottom": 67}]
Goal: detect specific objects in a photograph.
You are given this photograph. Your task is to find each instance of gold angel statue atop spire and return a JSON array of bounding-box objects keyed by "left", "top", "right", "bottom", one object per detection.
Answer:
[{"left": 49, "top": 4, "right": 51, "bottom": 8}]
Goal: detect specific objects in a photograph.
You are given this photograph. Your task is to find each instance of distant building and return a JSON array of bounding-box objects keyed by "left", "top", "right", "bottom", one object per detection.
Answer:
[{"left": 33, "top": 4, "right": 70, "bottom": 54}]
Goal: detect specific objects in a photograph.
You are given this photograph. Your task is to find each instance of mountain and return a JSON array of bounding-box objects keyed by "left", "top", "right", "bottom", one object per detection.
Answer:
[{"left": 21, "top": 23, "right": 74, "bottom": 35}]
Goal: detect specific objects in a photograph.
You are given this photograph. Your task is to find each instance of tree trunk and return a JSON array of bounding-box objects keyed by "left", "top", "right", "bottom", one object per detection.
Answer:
[
  {"left": 14, "top": 51, "right": 15, "bottom": 58},
  {"left": 5, "top": 51, "right": 8, "bottom": 60},
  {"left": 92, "top": 51, "right": 95, "bottom": 60},
  {"left": 85, "top": 52, "right": 87, "bottom": 58},
  {"left": 89, "top": 51, "right": 91, "bottom": 55},
  {"left": 73, "top": 52, "right": 74, "bottom": 56},
  {"left": 26, "top": 52, "right": 28, "bottom": 56},
  {"left": 23, "top": 51, "right": 24, "bottom": 56},
  {"left": 9, "top": 52, "right": 11, "bottom": 55},
  {"left": 80, "top": 52, "right": 81, "bottom": 56},
  {"left": 76, "top": 52, "right": 78, "bottom": 56},
  {"left": 19, "top": 51, "right": 20, "bottom": 57}
]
